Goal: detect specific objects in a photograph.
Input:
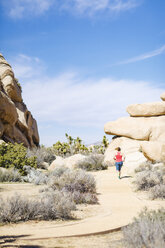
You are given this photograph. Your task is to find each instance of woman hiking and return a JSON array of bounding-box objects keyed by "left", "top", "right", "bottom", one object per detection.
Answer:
[{"left": 114, "top": 147, "right": 125, "bottom": 179}]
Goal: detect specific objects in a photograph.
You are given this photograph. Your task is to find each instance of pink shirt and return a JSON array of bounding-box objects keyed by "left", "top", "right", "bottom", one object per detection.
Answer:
[{"left": 115, "top": 152, "right": 123, "bottom": 162}]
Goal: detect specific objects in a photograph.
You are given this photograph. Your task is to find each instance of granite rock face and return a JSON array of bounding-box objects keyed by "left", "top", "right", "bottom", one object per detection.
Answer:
[
  {"left": 0, "top": 54, "right": 39, "bottom": 147},
  {"left": 127, "top": 102, "right": 165, "bottom": 117},
  {"left": 104, "top": 93, "right": 165, "bottom": 170}
]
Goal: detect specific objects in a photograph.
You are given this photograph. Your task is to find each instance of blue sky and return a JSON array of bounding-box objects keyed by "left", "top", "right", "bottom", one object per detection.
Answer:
[{"left": 0, "top": 0, "right": 165, "bottom": 146}]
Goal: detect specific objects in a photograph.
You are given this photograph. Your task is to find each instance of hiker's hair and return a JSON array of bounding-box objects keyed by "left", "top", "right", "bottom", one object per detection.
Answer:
[{"left": 117, "top": 147, "right": 121, "bottom": 151}]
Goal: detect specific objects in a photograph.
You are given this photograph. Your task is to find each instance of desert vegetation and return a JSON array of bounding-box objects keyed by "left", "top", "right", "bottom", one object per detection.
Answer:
[
  {"left": 0, "top": 192, "right": 76, "bottom": 223},
  {"left": 0, "top": 137, "right": 101, "bottom": 223},
  {"left": 0, "top": 143, "right": 37, "bottom": 175},
  {"left": 134, "top": 162, "right": 165, "bottom": 200},
  {"left": 123, "top": 207, "right": 165, "bottom": 248},
  {"left": 0, "top": 165, "right": 98, "bottom": 223},
  {"left": 0, "top": 168, "right": 22, "bottom": 182},
  {"left": 53, "top": 133, "right": 109, "bottom": 156}
]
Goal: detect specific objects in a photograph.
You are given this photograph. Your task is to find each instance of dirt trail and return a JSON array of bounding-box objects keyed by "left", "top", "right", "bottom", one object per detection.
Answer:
[{"left": 0, "top": 167, "right": 164, "bottom": 241}]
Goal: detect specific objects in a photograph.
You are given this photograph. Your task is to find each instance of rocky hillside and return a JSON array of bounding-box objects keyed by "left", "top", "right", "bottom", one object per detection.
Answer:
[
  {"left": 0, "top": 54, "right": 39, "bottom": 147},
  {"left": 104, "top": 93, "right": 165, "bottom": 173}
]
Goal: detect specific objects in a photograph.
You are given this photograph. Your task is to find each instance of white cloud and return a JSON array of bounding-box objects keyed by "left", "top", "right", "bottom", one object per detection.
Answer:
[
  {"left": 2, "top": 0, "right": 141, "bottom": 18},
  {"left": 10, "top": 54, "right": 44, "bottom": 79},
  {"left": 62, "top": 0, "right": 140, "bottom": 15},
  {"left": 9, "top": 54, "right": 164, "bottom": 145},
  {"left": 116, "top": 44, "right": 165, "bottom": 65},
  {"left": 22, "top": 75, "right": 163, "bottom": 127},
  {"left": 2, "top": 0, "right": 54, "bottom": 18}
]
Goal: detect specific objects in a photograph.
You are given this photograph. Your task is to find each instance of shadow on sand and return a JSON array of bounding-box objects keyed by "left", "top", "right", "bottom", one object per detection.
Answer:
[
  {"left": 120, "top": 176, "right": 132, "bottom": 179},
  {"left": 0, "top": 235, "right": 42, "bottom": 248}
]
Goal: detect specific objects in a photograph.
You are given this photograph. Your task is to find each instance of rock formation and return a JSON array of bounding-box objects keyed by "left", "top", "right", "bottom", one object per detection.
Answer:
[
  {"left": 0, "top": 54, "right": 39, "bottom": 147},
  {"left": 104, "top": 93, "right": 165, "bottom": 173}
]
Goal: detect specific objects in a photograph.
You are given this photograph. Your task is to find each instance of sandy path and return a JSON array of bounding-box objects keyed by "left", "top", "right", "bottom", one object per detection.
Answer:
[{"left": 0, "top": 166, "right": 164, "bottom": 241}]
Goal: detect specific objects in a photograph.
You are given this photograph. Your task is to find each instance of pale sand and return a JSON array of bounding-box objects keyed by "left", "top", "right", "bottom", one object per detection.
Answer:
[{"left": 0, "top": 166, "right": 164, "bottom": 247}]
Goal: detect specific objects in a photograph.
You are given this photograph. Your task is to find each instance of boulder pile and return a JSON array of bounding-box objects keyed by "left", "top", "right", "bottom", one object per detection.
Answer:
[
  {"left": 0, "top": 54, "right": 39, "bottom": 147},
  {"left": 104, "top": 94, "right": 165, "bottom": 173}
]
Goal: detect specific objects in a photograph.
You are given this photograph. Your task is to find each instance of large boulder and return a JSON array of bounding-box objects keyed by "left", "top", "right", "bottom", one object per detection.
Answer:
[
  {"left": 49, "top": 154, "right": 87, "bottom": 171},
  {"left": 140, "top": 141, "right": 165, "bottom": 162},
  {"left": 104, "top": 116, "right": 165, "bottom": 142},
  {"left": 127, "top": 102, "right": 165, "bottom": 117},
  {"left": 48, "top": 156, "right": 65, "bottom": 171},
  {"left": 65, "top": 154, "right": 86, "bottom": 169},
  {"left": 104, "top": 92, "right": 165, "bottom": 167},
  {"left": 0, "top": 54, "right": 39, "bottom": 147}
]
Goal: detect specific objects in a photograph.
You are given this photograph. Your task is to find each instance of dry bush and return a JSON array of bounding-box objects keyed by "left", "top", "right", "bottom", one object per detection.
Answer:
[
  {"left": 27, "top": 146, "right": 56, "bottom": 168},
  {"left": 0, "top": 192, "right": 76, "bottom": 223},
  {"left": 46, "top": 167, "right": 98, "bottom": 204},
  {"left": 23, "top": 166, "right": 98, "bottom": 205},
  {"left": 149, "top": 184, "right": 165, "bottom": 200},
  {"left": 123, "top": 208, "right": 165, "bottom": 248},
  {"left": 75, "top": 153, "right": 107, "bottom": 171},
  {"left": 23, "top": 165, "right": 49, "bottom": 185},
  {"left": 134, "top": 170, "right": 162, "bottom": 191},
  {"left": 134, "top": 161, "right": 153, "bottom": 173},
  {"left": 0, "top": 168, "right": 21, "bottom": 182},
  {"left": 133, "top": 162, "right": 165, "bottom": 200},
  {"left": 49, "top": 168, "right": 96, "bottom": 193}
]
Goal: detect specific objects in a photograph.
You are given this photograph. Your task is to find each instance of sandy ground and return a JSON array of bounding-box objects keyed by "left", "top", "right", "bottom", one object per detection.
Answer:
[{"left": 0, "top": 166, "right": 164, "bottom": 247}]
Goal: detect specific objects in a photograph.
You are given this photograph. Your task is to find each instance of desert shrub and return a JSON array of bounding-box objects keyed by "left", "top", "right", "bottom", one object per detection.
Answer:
[
  {"left": 135, "top": 161, "right": 153, "bottom": 173},
  {"left": 27, "top": 146, "right": 56, "bottom": 168},
  {"left": 68, "top": 191, "right": 98, "bottom": 204},
  {"left": 123, "top": 208, "right": 165, "bottom": 248},
  {"left": 0, "top": 168, "right": 21, "bottom": 182},
  {"left": 23, "top": 166, "right": 49, "bottom": 185},
  {"left": 0, "top": 192, "right": 76, "bottom": 223},
  {"left": 134, "top": 170, "right": 162, "bottom": 191},
  {"left": 53, "top": 133, "right": 109, "bottom": 157},
  {"left": 49, "top": 168, "right": 96, "bottom": 193},
  {"left": 75, "top": 154, "right": 108, "bottom": 171},
  {"left": 149, "top": 184, "right": 165, "bottom": 200},
  {"left": 41, "top": 190, "right": 76, "bottom": 220},
  {"left": 45, "top": 167, "right": 98, "bottom": 204},
  {"left": 0, "top": 143, "right": 37, "bottom": 175}
]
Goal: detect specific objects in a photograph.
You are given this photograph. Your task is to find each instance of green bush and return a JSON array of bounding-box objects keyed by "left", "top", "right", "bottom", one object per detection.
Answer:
[
  {"left": 53, "top": 133, "right": 109, "bottom": 157},
  {"left": 0, "top": 143, "right": 37, "bottom": 175}
]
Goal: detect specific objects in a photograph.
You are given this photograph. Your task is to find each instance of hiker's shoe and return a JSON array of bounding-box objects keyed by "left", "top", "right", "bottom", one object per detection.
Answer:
[{"left": 118, "top": 176, "right": 120, "bottom": 179}]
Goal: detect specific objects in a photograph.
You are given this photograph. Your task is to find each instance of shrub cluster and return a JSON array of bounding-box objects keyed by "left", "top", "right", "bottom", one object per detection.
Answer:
[
  {"left": 26, "top": 146, "right": 56, "bottom": 168},
  {"left": 74, "top": 154, "right": 108, "bottom": 171},
  {"left": 0, "top": 166, "right": 98, "bottom": 223},
  {"left": 44, "top": 166, "right": 98, "bottom": 205},
  {"left": 53, "top": 133, "right": 109, "bottom": 157},
  {"left": 0, "top": 143, "right": 37, "bottom": 175},
  {"left": 0, "top": 168, "right": 21, "bottom": 182},
  {"left": 0, "top": 192, "right": 76, "bottom": 223},
  {"left": 134, "top": 162, "right": 165, "bottom": 200},
  {"left": 123, "top": 208, "right": 165, "bottom": 248}
]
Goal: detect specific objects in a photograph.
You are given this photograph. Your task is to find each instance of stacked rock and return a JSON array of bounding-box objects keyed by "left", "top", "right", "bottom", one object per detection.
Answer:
[
  {"left": 104, "top": 94, "right": 165, "bottom": 173},
  {"left": 0, "top": 54, "right": 39, "bottom": 147}
]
